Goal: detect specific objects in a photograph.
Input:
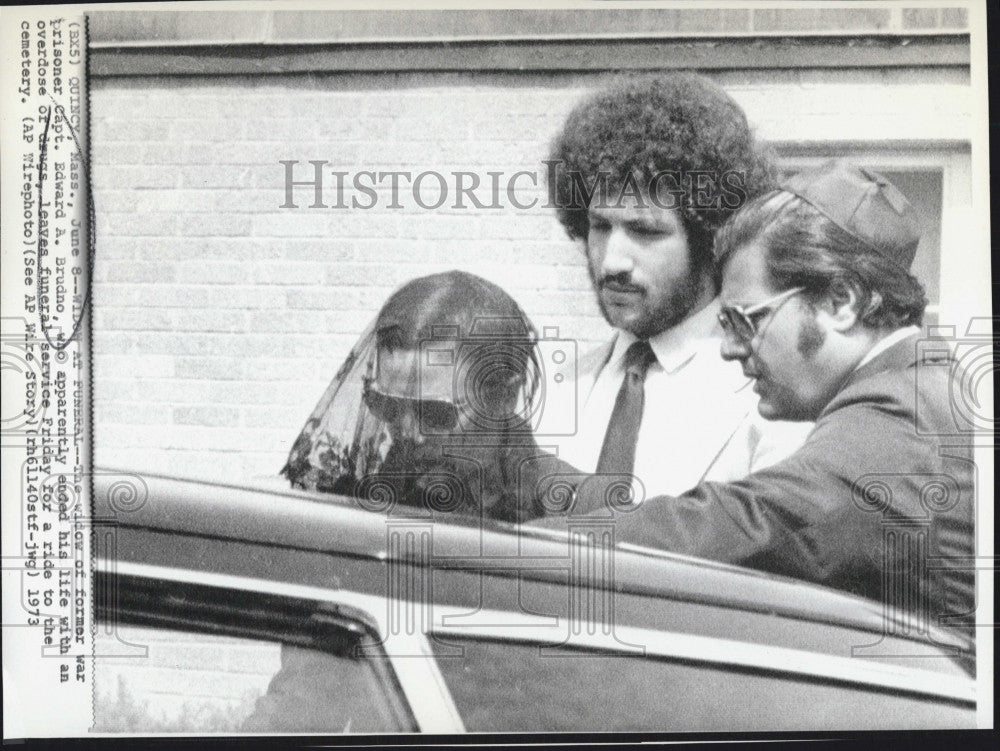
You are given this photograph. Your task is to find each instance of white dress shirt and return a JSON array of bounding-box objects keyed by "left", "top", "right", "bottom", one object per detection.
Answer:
[
  {"left": 854, "top": 326, "right": 921, "bottom": 371},
  {"left": 546, "top": 298, "right": 812, "bottom": 501}
]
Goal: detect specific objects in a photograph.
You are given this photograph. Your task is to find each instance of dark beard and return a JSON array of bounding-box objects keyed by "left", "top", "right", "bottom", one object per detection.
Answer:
[{"left": 589, "top": 264, "right": 713, "bottom": 339}]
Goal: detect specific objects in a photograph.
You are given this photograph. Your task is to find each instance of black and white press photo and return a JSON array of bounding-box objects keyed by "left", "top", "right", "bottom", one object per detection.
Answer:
[{"left": 0, "top": 0, "right": 993, "bottom": 741}]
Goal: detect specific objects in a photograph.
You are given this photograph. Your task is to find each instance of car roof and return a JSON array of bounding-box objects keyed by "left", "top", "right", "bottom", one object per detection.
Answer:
[{"left": 92, "top": 468, "right": 972, "bottom": 653}]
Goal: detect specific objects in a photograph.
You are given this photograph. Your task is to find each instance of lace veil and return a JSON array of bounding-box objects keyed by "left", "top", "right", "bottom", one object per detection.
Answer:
[{"left": 282, "top": 271, "right": 560, "bottom": 522}]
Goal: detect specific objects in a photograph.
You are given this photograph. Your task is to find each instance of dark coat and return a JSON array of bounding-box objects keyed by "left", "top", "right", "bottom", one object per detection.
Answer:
[{"left": 540, "top": 334, "right": 976, "bottom": 634}]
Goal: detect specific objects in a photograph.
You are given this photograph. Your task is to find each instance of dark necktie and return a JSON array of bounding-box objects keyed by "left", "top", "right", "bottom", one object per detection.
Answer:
[{"left": 594, "top": 340, "right": 656, "bottom": 478}]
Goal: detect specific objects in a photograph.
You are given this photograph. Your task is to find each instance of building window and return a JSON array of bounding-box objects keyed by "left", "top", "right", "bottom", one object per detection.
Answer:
[{"left": 778, "top": 147, "right": 972, "bottom": 329}]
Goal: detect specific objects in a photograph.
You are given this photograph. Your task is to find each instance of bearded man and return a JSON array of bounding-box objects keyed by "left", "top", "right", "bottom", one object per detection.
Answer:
[{"left": 546, "top": 74, "right": 809, "bottom": 500}]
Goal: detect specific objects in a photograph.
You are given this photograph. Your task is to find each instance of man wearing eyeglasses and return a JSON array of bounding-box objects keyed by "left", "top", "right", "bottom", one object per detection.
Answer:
[
  {"left": 540, "top": 159, "right": 975, "bottom": 630},
  {"left": 545, "top": 74, "right": 811, "bottom": 502}
]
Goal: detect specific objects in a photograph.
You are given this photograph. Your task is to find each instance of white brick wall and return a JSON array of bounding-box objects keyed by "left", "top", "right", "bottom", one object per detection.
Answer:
[{"left": 90, "top": 68, "right": 971, "bottom": 483}]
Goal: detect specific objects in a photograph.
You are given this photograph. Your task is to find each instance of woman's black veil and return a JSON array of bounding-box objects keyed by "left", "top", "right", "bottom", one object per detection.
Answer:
[
  {"left": 281, "top": 271, "right": 568, "bottom": 522},
  {"left": 281, "top": 318, "right": 389, "bottom": 497}
]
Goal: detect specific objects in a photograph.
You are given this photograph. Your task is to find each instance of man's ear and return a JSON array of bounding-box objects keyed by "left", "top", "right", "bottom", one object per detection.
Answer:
[{"left": 823, "top": 280, "right": 860, "bottom": 332}]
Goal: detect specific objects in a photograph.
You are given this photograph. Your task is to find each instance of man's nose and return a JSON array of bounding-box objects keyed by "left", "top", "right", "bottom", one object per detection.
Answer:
[
  {"left": 720, "top": 333, "right": 751, "bottom": 362},
  {"left": 600, "top": 228, "right": 635, "bottom": 277}
]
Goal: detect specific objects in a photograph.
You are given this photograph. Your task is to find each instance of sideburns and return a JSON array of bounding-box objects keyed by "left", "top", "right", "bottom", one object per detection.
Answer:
[{"left": 796, "top": 314, "right": 826, "bottom": 356}]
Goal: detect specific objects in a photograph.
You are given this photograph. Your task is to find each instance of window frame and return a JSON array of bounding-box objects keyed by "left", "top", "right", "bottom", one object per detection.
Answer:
[{"left": 95, "top": 559, "right": 467, "bottom": 733}]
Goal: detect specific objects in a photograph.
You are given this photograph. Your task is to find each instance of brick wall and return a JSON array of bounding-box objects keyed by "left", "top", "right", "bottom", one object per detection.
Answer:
[{"left": 90, "top": 66, "right": 971, "bottom": 483}]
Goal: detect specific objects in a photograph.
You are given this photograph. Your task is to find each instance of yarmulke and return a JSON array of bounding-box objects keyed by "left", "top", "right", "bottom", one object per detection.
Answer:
[{"left": 781, "top": 159, "right": 922, "bottom": 269}]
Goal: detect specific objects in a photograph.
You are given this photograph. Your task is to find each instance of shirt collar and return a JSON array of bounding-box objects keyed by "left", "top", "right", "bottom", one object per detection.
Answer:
[
  {"left": 612, "top": 298, "right": 722, "bottom": 374},
  {"left": 853, "top": 325, "right": 921, "bottom": 371}
]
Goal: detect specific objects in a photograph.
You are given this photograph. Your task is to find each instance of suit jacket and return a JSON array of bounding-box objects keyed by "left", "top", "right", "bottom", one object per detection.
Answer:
[{"left": 541, "top": 333, "right": 976, "bottom": 634}]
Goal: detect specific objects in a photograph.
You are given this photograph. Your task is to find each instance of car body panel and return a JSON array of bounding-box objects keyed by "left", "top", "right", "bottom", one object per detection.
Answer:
[{"left": 92, "top": 469, "right": 976, "bottom": 731}]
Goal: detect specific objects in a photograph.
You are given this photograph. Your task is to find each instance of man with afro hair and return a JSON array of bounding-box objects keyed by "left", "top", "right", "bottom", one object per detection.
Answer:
[{"left": 546, "top": 73, "right": 810, "bottom": 500}]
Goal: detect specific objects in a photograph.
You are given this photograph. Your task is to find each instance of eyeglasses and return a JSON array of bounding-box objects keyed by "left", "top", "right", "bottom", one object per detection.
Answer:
[
  {"left": 362, "top": 381, "right": 461, "bottom": 431},
  {"left": 718, "top": 287, "right": 805, "bottom": 343}
]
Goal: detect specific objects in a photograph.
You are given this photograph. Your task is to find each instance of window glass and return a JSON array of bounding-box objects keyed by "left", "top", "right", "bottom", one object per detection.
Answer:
[
  {"left": 877, "top": 170, "right": 942, "bottom": 304},
  {"left": 94, "top": 624, "right": 278, "bottom": 732},
  {"left": 93, "top": 576, "right": 415, "bottom": 733}
]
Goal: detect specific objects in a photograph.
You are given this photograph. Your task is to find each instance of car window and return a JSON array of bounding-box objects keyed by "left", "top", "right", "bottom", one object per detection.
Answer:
[{"left": 94, "top": 574, "right": 416, "bottom": 733}]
